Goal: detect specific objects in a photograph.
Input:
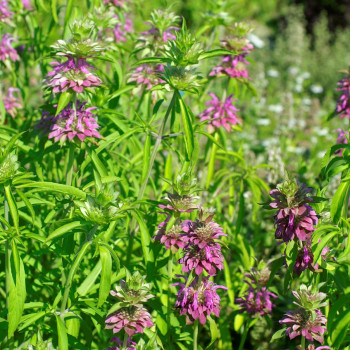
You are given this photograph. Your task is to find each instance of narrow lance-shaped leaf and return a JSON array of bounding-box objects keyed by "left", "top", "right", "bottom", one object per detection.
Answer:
[{"left": 98, "top": 245, "right": 112, "bottom": 307}]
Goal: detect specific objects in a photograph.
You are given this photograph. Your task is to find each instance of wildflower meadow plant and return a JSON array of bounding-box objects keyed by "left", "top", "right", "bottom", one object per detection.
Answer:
[{"left": 1, "top": 1, "right": 350, "bottom": 350}]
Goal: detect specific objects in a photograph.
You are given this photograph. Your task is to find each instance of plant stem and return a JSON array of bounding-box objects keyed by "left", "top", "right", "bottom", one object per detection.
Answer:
[
  {"left": 60, "top": 226, "right": 97, "bottom": 321},
  {"left": 137, "top": 91, "right": 177, "bottom": 202},
  {"left": 238, "top": 321, "right": 250, "bottom": 350},
  {"left": 193, "top": 319, "right": 199, "bottom": 350},
  {"left": 4, "top": 194, "right": 9, "bottom": 309},
  {"left": 126, "top": 91, "right": 177, "bottom": 261},
  {"left": 122, "top": 333, "right": 128, "bottom": 350},
  {"left": 300, "top": 336, "right": 306, "bottom": 350},
  {"left": 66, "top": 143, "right": 75, "bottom": 186},
  {"left": 206, "top": 132, "right": 219, "bottom": 189},
  {"left": 167, "top": 252, "right": 173, "bottom": 344}
]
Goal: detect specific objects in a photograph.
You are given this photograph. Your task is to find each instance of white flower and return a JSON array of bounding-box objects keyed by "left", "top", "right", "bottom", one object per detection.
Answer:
[
  {"left": 267, "top": 69, "right": 279, "bottom": 78},
  {"left": 247, "top": 33, "right": 264, "bottom": 48},
  {"left": 268, "top": 104, "right": 283, "bottom": 113},
  {"left": 310, "top": 84, "right": 323, "bottom": 94}
]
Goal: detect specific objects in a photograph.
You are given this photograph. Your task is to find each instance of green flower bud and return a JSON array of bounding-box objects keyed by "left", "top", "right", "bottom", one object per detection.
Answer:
[{"left": 0, "top": 152, "right": 19, "bottom": 184}]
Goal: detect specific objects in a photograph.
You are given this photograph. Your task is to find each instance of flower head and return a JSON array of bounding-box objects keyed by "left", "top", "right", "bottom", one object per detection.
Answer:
[
  {"left": 45, "top": 57, "right": 102, "bottom": 94},
  {"left": 0, "top": 0, "right": 13, "bottom": 24},
  {"left": 173, "top": 275, "right": 227, "bottom": 325},
  {"left": 292, "top": 284, "right": 327, "bottom": 311},
  {"left": 105, "top": 306, "right": 153, "bottom": 336},
  {"left": 274, "top": 204, "right": 318, "bottom": 242},
  {"left": 280, "top": 309, "right": 327, "bottom": 343},
  {"left": 154, "top": 214, "right": 187, "bottom": 253},
  {"left": 199, "top": 93, "right": 240, "bottom": 133},
  {"left": 107, "top": 337, "right": 136, "bottom": 350},
  {"left": 112, "top": 14, "right": 133, "bottom": 43},
  {"left": 294, "top": 244, "right": 315, "bottom": 275},
  {"left": 110, "top": 270, "right": 154, "bottom": 307},
  {"left": 335, "top": 74, "right": 350, "bottom": 119},
  {"left": 210, "top": 52, "right": 250, "bottom": 79},
  {"left": 22, "top": 0, "right": 33, "bottom": 11},
  {"left": 0, "top": 34, "right": 19, "bottom": 62},
  {"left": 39, "top": 101, "right": 102, "bottom": 143},
  {"left": 128, "top": 64, "right": 164, "bottom": 90},
  {"left": 103, "top": 0, "right": 128, "bottom": 8},
  {"left": 334, "top": 128, "right": 348, "bottom": 156},
  {"left": 158, "top": 191, "right": 198, "bottom": 213},
  {"left": 235, "top": 285, "right": 277, "bottom": 316},
  {"left": 181, "top": 213, "right": 226, "bottom": 249},
  {"left": 2, "top": 88, "right": 22, "bottom": 118},
  {"left": 179, "top": 243, "right": 224, "bottom": 276}
]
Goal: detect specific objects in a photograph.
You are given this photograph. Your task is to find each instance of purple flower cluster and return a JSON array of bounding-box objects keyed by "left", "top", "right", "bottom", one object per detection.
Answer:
[
  {"left": 107, "top": 337, "right": 136, "bottom": 350},
  {"left": 0, "top": 0, "right": 13, "bottom": 24},
  {"left": 45, "top": 57, "right": 102, "bottom": 94},
  {"left": 128, "top": 64, "right": 165, "bottom": 90},
  {"left": 235, "top": 266, "right": 277, "bottom": 316},
  {"left": 2, "top": 88, "right": 22, "bottom": 118},
  {"left": 199, "top": 93, "right": 240, "bottom": 133},
  {"left": 333, "top": 128, "right": 348, "bottom": 156},
  {"left": 268, "top": 180, "right": 319, "bottom": 275},
  {"left": 104, "top": 0, "right": 128, "bottom": 7},
  {"left": 335, "top": 75, "right": 350, "bottom": 119},
  {"left": 105, "top": 306, "right": 153, "bottom": 336},
  {"left": 0, "top": 34, "right": 19, "bottom": 62},
  {"left": 38, "top": 101, "right": 102, "bottom": 143},
  {"left": 141, "top": 22, "right": 179, "bottom": 43},
  {"left": 154, "top": 177, "right": 227, "bottom": 325},
  {"left": 210, "top": 45, "right": 253, "bottom": 80},
  {"left": 112, "top": 14, "right": 133, "bottom": 43},
  {"left": 280, "top": 309, "right": 327, "bottom": 344},
  {"left": 173, "top": 275, "right": 227, "bottom": 325}
]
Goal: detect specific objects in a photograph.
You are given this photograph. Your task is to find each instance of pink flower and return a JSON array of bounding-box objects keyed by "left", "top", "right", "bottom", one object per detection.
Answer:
[
  {"left": 181, "top": 217, "right": 226, "bottom": 249},
  {"left": 153, "top": 213, "right": 187, "bottom": 253},
  {"left": 22, "top": 0, "right": 33, "bottom": 11},
  {"left": 103, "top": 0, "right": 127, "bottom": 7},
  {"left": 128, "top": 64, "right": 165, "bottom": 90},
  {"left": 280, "top": 309, "right": 327, "bottom": 344},
  {"left": 105, "top": 306, "right": 153, "bottom": 336},
  {"left": 274, "top": 205, "right": 318, "bottom": 242},
  {"left": 210, "top": 46, "right": 251, "bottom": 79},
  {"left": 335, "top": 75, "right": 350, "bottom": 119},
  {"left": 179, "top": 243, "right": 224, "bottom": 276},
  {"left": 0, "top": 0, "right": 13, "bottom": 24},
  {"left": 235, "top": 285, "right": 277, "bottom": 316},
  {"left": 112, "top": 14, "right": 133, "bottom": 43},
  {"left": 141, "top": 23, "right": 179, "bottom": 42},
  {"left": 39, "top": 101, "right": 102, "bottom": 143},
  {"left": 107, "top": 337, "right": 136, "bottom": 350},
  {"left": 0, "top": 34, "right": 19, "bottom": 62},
  {"left": 45, "top": 57, "right": 102, "bottom": 94},
  {"left": 3, "top": 88, "right": 22, "bottom": 118},
  {"left": 199, "top": 93, "right": 240, "bottom": 133},
  {"left": 158, "top": 192, "right": 198, "bottom": 213},
  {"left": 293, "top": 245, "right": 315, "bottom": 275},
  {"left": 333, "top": 128, "right": 348, "bottom": 155},
  {"left": 173, "top": 275, "right": 227, "bottom": 325}
]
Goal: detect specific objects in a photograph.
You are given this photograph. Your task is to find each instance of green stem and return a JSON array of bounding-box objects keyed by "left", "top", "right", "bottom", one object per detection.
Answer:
[
  {"left": 300, "top": 336, "right": 305, "bottom": 350},
  {"left": 167, "top": 252, "right": 173, "bottom": 344},
  {"left": 4, "top": 194, "right": 9, "bottom": 309},
  {"left": 238, "top": 321, "right": 250, "bottom": 350},
  {"left": 60, "top": 226, "right": 97, "bottom": 321},
  {"left": 122, "top": 333, "right": 128, "bottom": 350},
  {"left": 137, "top": 91, "right": 177, "bottom": 202},
  {"left": 66, "top": 143, "right": 75, "bottom": 186},
  {"left": 206, "top": 132, "right": 219, "bottom": 189},
  {"left": 193, "top": 319, "right": 199, "bottom": 350},
  {"left": 126, "top": 91, "right": 177, "bottom": 261}
]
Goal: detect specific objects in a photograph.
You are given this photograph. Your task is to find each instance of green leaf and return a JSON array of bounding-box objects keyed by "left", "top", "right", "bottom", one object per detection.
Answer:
[
  {"left": 8, "top": 241, "right": 26, "bottom": 338},
  {"left": 177, "top": 94, "right": 194, "bottom": 160},
  {"left": 134, "top": 57, "right": 172, "bottom": 65},
  {"left": 18, "top": 311, "right": 46, "bottom": 331},
  {"left": 330, "top": 309, "right": 350, "bottom": 347},
  {"left": 330, "top": 180, "right": 350, "bottom": 223},
  {"left": 131, "top": 209, "right": 154, "bottom": 265},
  {"left": 313, "top": 230, "right": 339, "bottom": 265},
  {"left": 270, "top": 328, "right": 286, "bottom": 342},
  {"left": 198, "top": 49, "right": 233, "bottom": 60},
  {"left": 17, "top": 182, "right": 86, "bottom": 200},
  {"left": 56, "top": 91, "right": 72, "bottom": 116},
  {"left": 90, "top": 149, "right": 108, "bottom": 177},
  {"left": 4, "top": 185, "right": 19, "bottom": 234},
  {"left": 98, "top": 245, "right": 112, "bottom": 307},
  {"left": 206, "top": 316, "right": 218, "bottom": 349},
  {"left": 98, "top": 242, "right": 120, "bottom": 274},
  {"left": 16, "top": 189, "right": 35, "bottom": 225},
  {"left": 142, "top": 134, "right": 151, "bottom": 182},
  {"left": 77, "top": 260, "right": 102, "bottom": 296},
  {"left": 45, "top": 220, "right": 86, "bottom": 243},
  {"left": 108, "top": 86, "right": 135, "bottom": 101},
  {"left": 55, "top": 315, "right": 68, "bottom": 350},
  {"left": 51, "top": 0, "right": 58, "bottom": 23}
]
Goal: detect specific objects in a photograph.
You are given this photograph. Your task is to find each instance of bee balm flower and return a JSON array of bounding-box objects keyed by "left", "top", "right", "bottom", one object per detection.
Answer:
[{"left": 0, "top": 34, "right": 19, "bottom": 62}]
